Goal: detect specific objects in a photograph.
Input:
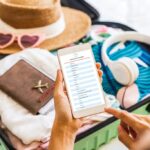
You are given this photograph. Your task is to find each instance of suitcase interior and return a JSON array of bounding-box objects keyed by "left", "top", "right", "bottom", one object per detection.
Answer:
[
  {"left": 0, "top": 22, "right": 150, "bottom": 150},
  {"left": 0, "top": 138, "right": 8, "bottom": 150},
  {"left": 75, "top": 98, "right": 150, "bottom": 150},
  {"left": 74, "top": 21, "right": 150, "bottom": 150}
]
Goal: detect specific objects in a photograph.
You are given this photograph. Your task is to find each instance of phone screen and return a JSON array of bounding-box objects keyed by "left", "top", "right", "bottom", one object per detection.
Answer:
[{"left": 59, "top": 49, "right": 105, "bottom": 112}]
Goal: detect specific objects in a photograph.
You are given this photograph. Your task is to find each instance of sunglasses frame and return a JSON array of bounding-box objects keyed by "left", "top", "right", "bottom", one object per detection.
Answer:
[
  {"left": 0, "top": 33, "right": 46, "bottom": 49},
  {"left": 0, "top": 34, "right": 15, "bottom": 49}
]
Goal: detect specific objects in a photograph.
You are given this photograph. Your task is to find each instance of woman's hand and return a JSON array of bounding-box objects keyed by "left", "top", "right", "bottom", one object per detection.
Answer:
[
  {"left": 53, "top": 63, "right": 103, "bottom": 133},
  {"left": 53, "top": 69, "right": 83, "bottom": 133},
  {"left": 49, "top": 63, "right": 103, "bottom": 150},
  {"left": 105, "top": 108, "right": 150, "bottom": 150},
  {"left": 96, "top": 63, "right": 103, "bottom": 82}
]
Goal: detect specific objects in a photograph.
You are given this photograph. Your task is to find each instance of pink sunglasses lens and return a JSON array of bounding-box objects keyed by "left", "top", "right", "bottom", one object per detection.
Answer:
[
  {"left": 0, "top": 33, "right": 13, "bottom": 46},
  {"left": 20, "top": 35, "right": 40, "bottom": 48}
]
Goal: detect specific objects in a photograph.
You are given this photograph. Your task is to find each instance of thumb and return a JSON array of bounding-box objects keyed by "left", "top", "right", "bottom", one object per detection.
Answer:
[{"left": 55, "top": 70, "right": 63, "bottom": 91}]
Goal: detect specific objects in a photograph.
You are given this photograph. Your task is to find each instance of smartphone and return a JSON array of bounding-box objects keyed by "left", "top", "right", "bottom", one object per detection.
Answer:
[{"left": 58, "top": 44, "right": 106, "bottom": 118}]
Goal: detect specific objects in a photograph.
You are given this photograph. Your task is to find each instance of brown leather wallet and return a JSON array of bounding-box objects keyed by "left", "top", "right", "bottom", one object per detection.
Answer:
[{"left": 0, "top": 60, "right": 55, "bottom": 114}]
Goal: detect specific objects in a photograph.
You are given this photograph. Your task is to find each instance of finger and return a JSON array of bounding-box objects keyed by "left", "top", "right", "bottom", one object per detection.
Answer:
[
  {"left": 121, "top": 121, "right": 129, "bottom": 134},
  {"left": 133, "top": 114, "right": 150, "bottom": 122},
  {"left": 129, "top": 127, "right": 137, "bottom": 139},
  {"left": 55, "top": 70, "right": 63, "bottom": 91},
  {"left": 63, "top": 84, "right": 67, "bottom": 93},
  {"left": 120, "top": 122, "right": 137, "bottom": 140},
  {"left": 96, "top": 63, "right": 101, "bottom": 69},
  {"left": 80, "top": 117, "right": 90, "bottom": 122},
  {"left": 63, "top": 88, "right": 69, "bottom": 98},
  {"left": 118, "top": 125, "right": 134, "bottom": 149},
  {"left": 54, "top": 70, "right": 65, "bottom": 101},
  {"left": 98, "top": 70, "right": 103, "bottom": 77},
  {"left": 105, "top": 108, "right": 143, "bottom": 132},
  {"left": 133, "top": 114, "right": 150, "bottom": 128},
  {"left": 82, "top": 119, "right": 96, "bottom": 125}
]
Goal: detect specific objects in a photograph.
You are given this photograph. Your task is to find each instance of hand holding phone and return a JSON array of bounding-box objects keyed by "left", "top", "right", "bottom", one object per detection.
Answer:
[{"left": 58, "top": 44, "right": 106, "bottom": 118}]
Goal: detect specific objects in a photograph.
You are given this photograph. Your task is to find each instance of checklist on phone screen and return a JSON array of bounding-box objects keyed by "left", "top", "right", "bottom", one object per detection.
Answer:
[{"left": 60, "top": 49, "right": 105, "bottom": 112}]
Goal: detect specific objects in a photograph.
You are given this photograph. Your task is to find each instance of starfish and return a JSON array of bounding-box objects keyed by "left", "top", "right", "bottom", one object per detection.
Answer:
[{"left": 33, "top": 80, "right": 49, "bottom": 93}]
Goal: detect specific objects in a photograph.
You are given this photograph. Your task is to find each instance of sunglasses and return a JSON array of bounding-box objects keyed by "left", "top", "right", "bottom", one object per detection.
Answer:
[{"left": 0, "top": 33, "right": 45, "bottom": 49}]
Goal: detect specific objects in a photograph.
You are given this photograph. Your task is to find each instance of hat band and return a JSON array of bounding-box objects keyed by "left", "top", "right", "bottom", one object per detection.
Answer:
[{"left": 0, "top": 14, "right": 66, "bottom": 39}]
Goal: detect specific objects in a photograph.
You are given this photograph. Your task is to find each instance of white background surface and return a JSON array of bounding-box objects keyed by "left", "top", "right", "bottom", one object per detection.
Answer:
[
  {"left": 88, "top": 0, "right": 150, "bottom": 35},
  {"left": 86, "top": 0, "right": 150, "bottom": 149}
]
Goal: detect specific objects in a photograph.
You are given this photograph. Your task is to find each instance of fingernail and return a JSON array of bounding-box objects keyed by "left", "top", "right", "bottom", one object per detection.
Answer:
[{"left": 57, "top": 70, "right": 61, "bottom": 74}]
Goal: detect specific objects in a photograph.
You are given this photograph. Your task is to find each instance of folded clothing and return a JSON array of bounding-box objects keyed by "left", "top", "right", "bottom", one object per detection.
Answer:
[
  {"left": 6, "top": 130, "right": 49, "bottom": 150},
  {"left": 6, "top": 130, "right": 42, "bottom": 150},
  {"left": 0, "top": 120, "right": 49, "bottom": 150},
  {"left": 0, "top": 48, "right": 58, "bottom": 144},
  {"left": 79, "top": 25, "right": 150, "bottom": 104},
  {"left": 0, "top": 89, "right": 54, "bottom": 145},
  {"left": 92, "top": 41, "right": 150, "bottom": 101}
]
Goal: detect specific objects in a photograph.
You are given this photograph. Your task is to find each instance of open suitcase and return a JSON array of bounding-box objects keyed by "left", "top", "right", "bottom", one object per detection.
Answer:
[
  {"left": 0, "top": 21, "right": 150, "bottom": 150},
  {"left": 74, "top": 21, "right": 150, "bottom": 150}
]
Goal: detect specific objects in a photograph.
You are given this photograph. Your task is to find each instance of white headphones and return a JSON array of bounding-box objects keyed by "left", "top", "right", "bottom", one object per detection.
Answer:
[{"left": 102, "top": 31, "right": 150, "bottom": 86}]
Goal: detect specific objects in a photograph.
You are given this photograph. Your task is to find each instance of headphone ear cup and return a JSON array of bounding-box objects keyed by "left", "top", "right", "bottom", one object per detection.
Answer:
[
  {"left": 119, "top": 57, "right": 139, "bottom": 82},
  {"left": 108, "top": 58, "right": 139, "bottom": 85}
]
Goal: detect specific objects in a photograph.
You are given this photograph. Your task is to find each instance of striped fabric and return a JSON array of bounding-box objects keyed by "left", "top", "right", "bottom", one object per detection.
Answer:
[{"left": 92, "top": 41, "right": 150, "bottom": 102}]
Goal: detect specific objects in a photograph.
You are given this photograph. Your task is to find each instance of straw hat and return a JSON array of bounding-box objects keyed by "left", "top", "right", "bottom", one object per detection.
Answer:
[{"left": 0, "top": 0, "right": 91, "bottom": 54}]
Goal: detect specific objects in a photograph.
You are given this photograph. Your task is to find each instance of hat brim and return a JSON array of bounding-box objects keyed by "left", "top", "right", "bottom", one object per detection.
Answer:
[{"left": 0, "top": 7, "right": 91, "bottom": 54}]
